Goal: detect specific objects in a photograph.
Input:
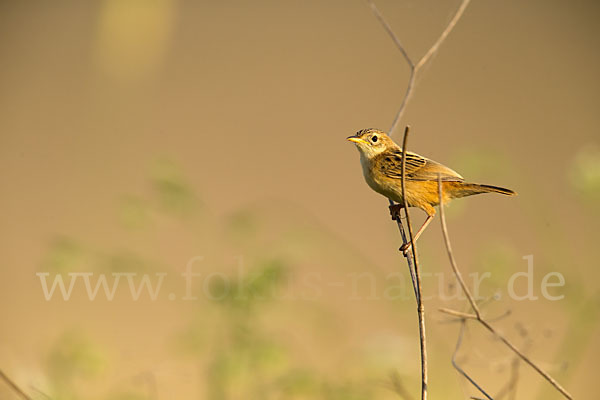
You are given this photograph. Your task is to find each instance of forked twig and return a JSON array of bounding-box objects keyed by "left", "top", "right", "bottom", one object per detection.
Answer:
[
  {"left": 367, "top": 0, "right": 472, "bottom": 135},
  {"left": 368, "top": 0, "right": 572, "bottom": 398},
  {"left": 400, "top": 126, "right": 427, "bottom": 399},
  {"left": 367, "top": 1, "right": 473, "bottom": 399},
  {"left": 437, "top": 177, "right": 573, "bottom": 400}
]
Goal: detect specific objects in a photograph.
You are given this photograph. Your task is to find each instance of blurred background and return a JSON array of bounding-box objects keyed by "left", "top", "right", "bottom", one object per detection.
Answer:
[{"left": 1, "top": 0, "right": 599, "bottom": 399}]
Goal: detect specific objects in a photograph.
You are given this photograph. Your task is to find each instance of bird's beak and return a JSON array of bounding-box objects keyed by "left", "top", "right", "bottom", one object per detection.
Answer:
[{"left": 347, "top": 136, "right": 366, "bottom": 144}]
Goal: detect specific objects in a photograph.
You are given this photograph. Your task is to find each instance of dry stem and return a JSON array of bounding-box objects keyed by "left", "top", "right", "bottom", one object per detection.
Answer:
[
  {"left": 367, "top": 0, "right": 472, "bottom": 136},
  {"left": 400, "top": 126, "right": 427, "bottom": 399},
  {"left": 368, "top": 0, "right": 573, "bottom": 397},
  {"left": 367, "top": 1, "right": 473, "bottom": 399},
  {"left": 437, "top": 177, "right": 573, "bottom": 400}
]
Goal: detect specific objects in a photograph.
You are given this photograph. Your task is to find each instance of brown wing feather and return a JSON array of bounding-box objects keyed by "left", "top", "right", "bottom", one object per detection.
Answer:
[{"left": 376, "top": 149, "right": 464, "bottom": 182}]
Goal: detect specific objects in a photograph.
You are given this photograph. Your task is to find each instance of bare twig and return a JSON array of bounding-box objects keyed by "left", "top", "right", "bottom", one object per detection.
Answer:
[
  {"left": 393, "top": 208, "right": 419, "bottom": 301},
  {"left": 366, "top": 0, "right": 412, "bottom": 68},
  {"left": 479, "top": 319, "right": 572, "bottom": 399},
  {"left": 367, "top": 1, "right": 473, "bottom": 399},
  {"left": 400, "top": 127, "right": 417, "bottom": 272},
  {"left": 440, "top": 307, "right": 512, "bottom": 324},
  {"left": 439, "top": 307, "right": 478, "bottom": 321},
  {"left": 452, "top": 321, "right": 494, "bottom": 400},
  {"left": 415, "top": 0, "right": 472, "bottom": 71},
  {"left": 438, "top": 177, "right": 481, "bottom": 319},
  {"left": 436, "top": 177, "right": 573, "bottom": 400},
  {"left": 0, "top": 369, "right": 33, "bottom": 400},
  {"left": 368, "top": 0, "right": 572, "bottom": 398},
  {"left": 367, "top": 0, "right": 472, "bottom": 135},
  {"left": 400, "top": 126, "right": 427, "bottom": 400}
]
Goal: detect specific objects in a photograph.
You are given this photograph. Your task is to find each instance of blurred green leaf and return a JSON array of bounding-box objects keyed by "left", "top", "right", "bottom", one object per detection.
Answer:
[
  {"left": 46, "top": 331, "right": 107, "bottom": 390},
  {"left": 451, "top": 147, "right": 516, "bottom": 181},
  {"left": 99, "top": 250, "right": 155, "bottom": 274},
  {"left": 42, "top": 236, "right": 85, "bottom": 273},
  {"left": 151, "top": 158, "right": 197, "bottom": 216},
  {"left": 322, "top": 381, "right": 373, "bottom": 400},
  {"left": 213, "top": 259, "right": 288, "bottom": 309},
  {"left": 276, "top": 369, "right": 320, "bottom": 395},
  {"left": 106, "top": 391, "right": 148, "bottom": 400},
  {"left": 118, "top": 195, "right": 151, "bottom": 229},
  {"left": 569, "top": 145, "right": 600, "bottom": 205},
  {"left": 227, "top": 209, "right": 259, "bottom": 239}
]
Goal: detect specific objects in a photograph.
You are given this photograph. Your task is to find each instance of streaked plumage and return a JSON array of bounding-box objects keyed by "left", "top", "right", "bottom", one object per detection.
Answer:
[{"left": 347, "top": 128, "right": 516, "bottom": 250}]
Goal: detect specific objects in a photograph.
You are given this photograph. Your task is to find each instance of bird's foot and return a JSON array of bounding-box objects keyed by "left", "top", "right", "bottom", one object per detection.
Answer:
[
  {"left": 389, "top": 203, "right": 403, "bottom": 221},
  {"left": 399, "top": 242, "right": 412, "bottom": 256}
]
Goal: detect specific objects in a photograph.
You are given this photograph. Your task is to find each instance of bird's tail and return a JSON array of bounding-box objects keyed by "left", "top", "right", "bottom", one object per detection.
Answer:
[{"left": 451, "top": 183, "right": 517, "bottom": 198}]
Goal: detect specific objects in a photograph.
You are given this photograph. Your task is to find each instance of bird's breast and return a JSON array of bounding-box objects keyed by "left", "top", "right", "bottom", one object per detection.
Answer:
[{"left": 360, "top": 155, "right": 404, "bottom": 203}]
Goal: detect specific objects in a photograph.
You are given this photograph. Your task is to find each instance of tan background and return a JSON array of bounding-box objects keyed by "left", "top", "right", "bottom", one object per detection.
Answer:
[{"left": 1, "top": 0, "right": 598, "bottom": 399}]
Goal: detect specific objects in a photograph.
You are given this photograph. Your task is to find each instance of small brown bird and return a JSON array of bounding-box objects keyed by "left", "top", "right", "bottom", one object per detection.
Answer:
[{"left": 347, "top": 128, "right": 516, "bottom": 252}]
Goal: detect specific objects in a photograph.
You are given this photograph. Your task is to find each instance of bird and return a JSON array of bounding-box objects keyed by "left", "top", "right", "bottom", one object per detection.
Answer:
[{"left": 347, "top": 128, "right": 516, "bottom": 253}]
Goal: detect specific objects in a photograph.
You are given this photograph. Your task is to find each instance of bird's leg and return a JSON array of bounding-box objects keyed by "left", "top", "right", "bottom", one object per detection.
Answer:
[
  {"left": 389, "top": 203, "right": 404, "bottom": 221},
  {"left": 400, "top": 215, "right": 434, "bottom": 254}
]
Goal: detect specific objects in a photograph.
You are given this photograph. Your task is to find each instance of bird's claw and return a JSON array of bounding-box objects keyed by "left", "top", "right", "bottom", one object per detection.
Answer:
[
  {"left": 389, "top": 204, "right": 403, "bottom": 221},
  {"left": 399, "top": 242, "right": 412, "bottom": 255}
]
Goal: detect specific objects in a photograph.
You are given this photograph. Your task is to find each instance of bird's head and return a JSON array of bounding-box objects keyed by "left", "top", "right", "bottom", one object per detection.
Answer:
[{"left": 347, "top": 128, "right": 395, "bottom": 159}]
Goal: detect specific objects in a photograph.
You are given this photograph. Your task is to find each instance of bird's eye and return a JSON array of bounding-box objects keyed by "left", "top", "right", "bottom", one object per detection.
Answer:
[{"left": 371, "top": 135, "right": 378, "bottom": 143}]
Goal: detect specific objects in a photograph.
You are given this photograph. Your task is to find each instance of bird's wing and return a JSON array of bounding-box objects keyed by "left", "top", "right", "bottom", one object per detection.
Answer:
[{"left": 376, "top": 149, "right": 464, "bottom": 181}]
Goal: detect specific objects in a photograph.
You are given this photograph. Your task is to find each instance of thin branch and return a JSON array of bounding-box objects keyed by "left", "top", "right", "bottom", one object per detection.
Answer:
[
  {"left": 391, "top": 199, "right": 419, "bottom": 301},
  {"left": 400, "top": 126, "right": 417, "bottom": 271},
  {"left": 415, "top": 0, "right": 472, "bottom": 71},
  {"left": 367, "top": 0, "right": 472, "bottom": 135},
  {"left": 366, "top": 0, "right": 413, "bottom": 68},
  {"left": 391, "top": 69, "right": 416, "bottom": 136},
  {"left": 368, "top": 1, "right": 571, "bottom": 399},
  {"left": 438, "top": 177, "right": 481, "bottom": 319},
  {"left": 400, "top": 126, "right": 428, "bottom": 400},
  {"left": 440, "top": 307, "right": 512, "bottom": 324},
  {"left": 452, "top": 321, "right": 494, "bottom": 400},
  {"left": 367, "top": 1, "right": 473, "bottom": 398},
  {"left": 436, "top": 178, "right": 574, "bottom": 400},
  {"left": 478, "top": 319, "right": 572, "bottom": 400},
  {"left": 0, "top": 369, "right": 33, "bottom": 400},
  {"left": 439, "top": 307, "right": 478, "bottom": 321}
]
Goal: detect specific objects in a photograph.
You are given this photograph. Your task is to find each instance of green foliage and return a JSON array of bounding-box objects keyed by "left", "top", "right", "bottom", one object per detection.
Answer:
[
  {"left": 569, "top": 145, "right": 600, "bottom": 206},
  {"left": 105, "top": 391, "right": 148, "bottom": 400},
  {"left": 118, "top": 195, "right": 152, "bottom": 229},
  {"left": 45, "top": 331, "right": 107, "bottom": 398},
  {"left": 213, "top": 259, "right": 288, "bottom": 310},
  {"left": 42, "top": 236, "right": 85, "bottom": 274},
  {"left": 275, "top": 369, "right": 321, "bottom": 395},
  {"left": 227, "top": 209, "right": 259, "bottom": 235},
  {"left": 99, "top": 249, "right": 155, "bottom": 274},
  {"left": 202, "top": 260, "right": 289, "bottom": 399},
  {"left": 151, "top": 158, "right": 197, "bottom": 216},
  {"left": 174, "top": 257, "right": 382, "bottom": 399},
  {"left": 451, "top": 147, "right": 516, "bottom": 182}
]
